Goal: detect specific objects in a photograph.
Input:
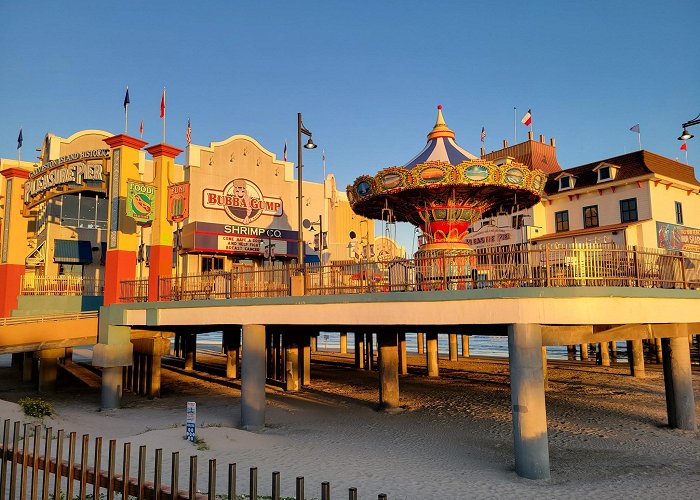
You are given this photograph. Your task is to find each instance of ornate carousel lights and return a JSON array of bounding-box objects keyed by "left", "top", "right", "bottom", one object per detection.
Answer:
[{"left": 347, "top": 105, "right": 547, "bottom": 256}]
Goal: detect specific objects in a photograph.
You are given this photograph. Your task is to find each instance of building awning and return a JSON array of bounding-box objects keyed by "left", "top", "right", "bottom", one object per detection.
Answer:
[
  {"left": 54, "top": 239, "right": 93, "bottom": 264},
  {"left": 305, "top": 254, "right": 321, "bottom": 264}
]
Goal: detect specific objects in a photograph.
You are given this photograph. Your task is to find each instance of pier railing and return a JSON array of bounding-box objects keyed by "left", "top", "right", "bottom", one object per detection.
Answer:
[
  {"left": 20, "top": 276, "right": 103, "bottom": 297},
  {"left": 117, "top": 244, "right": 700, "bottom": 303},
  {"left": 0, "top": 418, "right": 372, "bottom": 500}
]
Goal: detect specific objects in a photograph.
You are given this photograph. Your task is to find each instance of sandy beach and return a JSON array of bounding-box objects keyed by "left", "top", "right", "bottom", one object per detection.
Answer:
[{"left": 1, "top": 350, "right": 698, "bottom": 499}]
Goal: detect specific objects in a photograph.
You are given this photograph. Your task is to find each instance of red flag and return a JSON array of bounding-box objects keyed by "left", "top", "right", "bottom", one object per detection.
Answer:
[
  {"left": 680, "top": 142, "right": 687, "bottom": 151},
  {"left": 521, "top": 109, "right": 532, "bottom": 127},
  {"left": 160, "top": 88, "right": 166, "bottom": 118},
  {"left": 139, "top": 119, "right": 144, "bottom": 137}
]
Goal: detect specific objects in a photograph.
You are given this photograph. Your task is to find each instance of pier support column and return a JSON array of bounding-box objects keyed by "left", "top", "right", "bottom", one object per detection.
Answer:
[
  {"left": 310, "top": 335, "right": 317, "bottom": 353},
  {"left": 628, "top": 339, "right": 645, "bottom": 378},
  {"left": 224, "top": 329, "right": 241, "bottom": 379},
  {"left": 611, "top": 341, "right": 617, "bottom": 361},
  {"left": 600, "top": 342, "right": 610, "bottom": 367},
  {"left": 139, "top": 354, "right": 147, "bottom": 395},
  {"left": 426, "top": 333, "right": 439, "bottom": 377},
  {"left": 22, "top": 352, "right": 34, "bottom": 383},
  {"left": 461, "top": 335, "right": 470, "bottom": 358},
  {"left": 378, "top": 333, "right": 400, "bottom": 410},
  {"left": 448, "top": 334, "right": 458, "bottom": 361},
  {"left": 354, "top": 333, "right": 365, "bottom": 369},
  {"left": 94, "top": 324, "right": 133, "bottom": 410},
  {"left": 655, "top": 338, "right": 663, "bottom": 364},
  {"left": 184, "top": 333, "right": 196, "bottom": 371},
  {"left": 417, "top": 332, "right": 424, "bottom": 355},
  {"left": 11, "top": 353, "right": 23, "bottom": 378},
  {"left": 365, "top": 334, "right": 374, "bottom": 371},
  {"left": 339, "top": 332, "right": 348, "bottom": 354},
  {"left": 580, "top": 343, "right": 589, "bottom": 361},
  {"left": 567, "top": 345, "right": 576, "bottom": 361},
  {"left": 662, "top": 330, "right": 696, "bottom": 430},
  {"left": 37, "top": 349, "right": 64, "bottom": 393},
  {"left": 508, "top": 323, "right": 550, "bottom": 480},
  {"left": 149, "top": 354, "right": 162, "bottom": 398},
  {"left": 241, "top": 324, "right": 266, "bottom": 430},
  {"left": 284, "top": 338, "right": 300, "bottom": 392},
  {"left": 541, "top": 347, "right": 549, "bottom": 391},
  {"left": 300, "top": 334, "right": 311, "bottom": 386},
  {"left": 398, "top": 333, "right": 408, "bottom": 375}
]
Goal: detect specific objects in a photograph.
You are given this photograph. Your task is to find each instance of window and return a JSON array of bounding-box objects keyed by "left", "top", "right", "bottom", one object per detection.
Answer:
[
  {"left": 59, "top": 194, "right": 108, "bottom": 229},
  {"left": 675, "top": 201, "right": 683, "bottom": 225},
  {"left": 583, "top": 205, "right": 599, "bottom": 228},
  {"left": 512, "top": 214, "right": 525, "bottom": 229},
  {"left": 620, "top": 198, "right": 638, "bottom": 223},
  {"left": 597, "top": 166, "right": 611, "bottom": 182},
  {"left": 559, "top": 176, "right": 572, "bottom": 191},
  {"left": 201, "top": 256, "right": 224, "bottom": 273},
  {"left": 555, "top": 211, "right": 569, "bottom": 232}
]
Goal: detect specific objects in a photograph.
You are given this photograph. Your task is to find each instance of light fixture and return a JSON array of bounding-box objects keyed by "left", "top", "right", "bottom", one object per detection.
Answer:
[
  {"left": 678, "top": 113, "right": 700, "bottom": 141},
  {"left": 304, "top": 138, "right": 317, "bottom": 149},
  {"left": 678, "top": 128, "right": 694, "bottom": 141},
  {"left": 297, "top": 113, "right": 320, "bottom": 268}
]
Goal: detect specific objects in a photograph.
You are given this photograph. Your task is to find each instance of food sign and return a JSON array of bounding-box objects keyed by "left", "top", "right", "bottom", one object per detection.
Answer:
[
  {"left": 168, "top": 182, "right": 190, "bottom": 222},
  {"left": 126, "top": 180, "right": 156, "bottom": 224}
]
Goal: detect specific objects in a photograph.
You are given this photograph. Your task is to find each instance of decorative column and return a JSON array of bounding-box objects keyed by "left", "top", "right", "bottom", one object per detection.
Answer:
[
  {"left": 508, "top": 323, "right": 550, "bottom": 480},
  {"left": 241, "top": 324, "right": 266, "bottom": 430},
  {"left": 145, "top": 144, "right": 183, "bottom": 302},
  {"left": 102, "top": 135, "right": 148, "bottom": 305},
  {"left": 0, "top": 168, "right": 30, "bottom": 316}
]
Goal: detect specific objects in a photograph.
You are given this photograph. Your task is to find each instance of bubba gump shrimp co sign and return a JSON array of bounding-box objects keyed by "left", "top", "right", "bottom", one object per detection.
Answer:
[{"left": 203, "top": 178, "right": 283, "bottom": 224}]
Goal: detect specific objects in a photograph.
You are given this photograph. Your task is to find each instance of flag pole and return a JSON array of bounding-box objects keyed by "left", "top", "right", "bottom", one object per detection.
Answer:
[
  {"left": 162, "top": 87, "right": 166, "bottom": 144},
  {"left": 637, "top": 130, "right": 642, "bottom": 150},
  {"left": 125, "top": 86, "right": 129, "bottom": 134},
  {"left": 513, "top": 107, "right": 517, "bottom": 143}
]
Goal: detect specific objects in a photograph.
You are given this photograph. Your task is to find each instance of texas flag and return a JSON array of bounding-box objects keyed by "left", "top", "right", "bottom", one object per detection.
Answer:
[{"left": 521, "top": 109, "right": 532, "bottom": 127}]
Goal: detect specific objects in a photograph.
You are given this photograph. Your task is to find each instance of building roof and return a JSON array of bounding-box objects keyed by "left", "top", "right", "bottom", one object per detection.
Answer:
[
  {"left": 482, "top": 135, "right": 562, "bottom": 174},
  {"left": 543, "top": 150, "right": 700, "bottom": 195},
  {"left": 530, "top": 220, "right": 648, "bottom": 242}
]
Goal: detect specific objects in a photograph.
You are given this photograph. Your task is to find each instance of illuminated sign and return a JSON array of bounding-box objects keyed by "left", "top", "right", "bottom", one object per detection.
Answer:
[
  {"left": 202, "top": 178, "right": 282, "bottom": 224},
  {"left": 23, "top": 149, "right": 109, "bottom": 208},
  {"left": 183, "top": 221, "right": 296, "bottom": 257},
  {"left": 126, "top": 181, "right": 157, "bottom": 224}
]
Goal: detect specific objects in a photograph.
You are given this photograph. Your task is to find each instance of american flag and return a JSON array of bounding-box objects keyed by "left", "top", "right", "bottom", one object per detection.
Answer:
[
  {"left": 480, "top": 127, "right": 486, "bottom": 143},
  {"left": 186, "top": 118, "right": 191, "bottom": 145}
]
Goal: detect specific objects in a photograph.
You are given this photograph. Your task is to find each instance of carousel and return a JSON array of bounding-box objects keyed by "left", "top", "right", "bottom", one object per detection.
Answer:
[{"left": 347, "top": 105, "right": 547, "bottom": 288}]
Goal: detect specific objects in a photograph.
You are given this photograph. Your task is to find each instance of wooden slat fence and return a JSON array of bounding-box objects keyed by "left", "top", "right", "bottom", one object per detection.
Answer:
[{"left": 0, "top": 419, "right": 386, "bottom": 500}]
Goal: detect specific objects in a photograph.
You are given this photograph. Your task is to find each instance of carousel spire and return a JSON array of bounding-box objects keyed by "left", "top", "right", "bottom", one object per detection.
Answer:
[{"left": 427, "top": 104, "right": 455, "bottom": 140}]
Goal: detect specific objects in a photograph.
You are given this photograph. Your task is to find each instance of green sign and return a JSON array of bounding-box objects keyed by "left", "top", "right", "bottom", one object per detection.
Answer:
[{"left": 126, "top": 180, "right": 156, "bottom": 224}]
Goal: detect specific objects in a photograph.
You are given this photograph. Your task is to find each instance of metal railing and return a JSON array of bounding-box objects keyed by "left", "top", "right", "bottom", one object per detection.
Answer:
[
  {"left": 0, "top": 418, "right": 375, "bottom": 500},
  {"left": 0, "top": 311, "right": 98, "bottom": 327},
  {"left": 20, "top": 276, "right": 103, "bottom": 297},
  {"left": 116, "top": 244, "right": 700, "bottom": 303},
  {"left": 120, "top": 279, "right": 149, "bottom": 303}
]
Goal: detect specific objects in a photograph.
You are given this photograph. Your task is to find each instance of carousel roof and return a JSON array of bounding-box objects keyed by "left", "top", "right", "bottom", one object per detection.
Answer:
[{"left": 402, "top": 105, "right": 478, "bottom": 169}]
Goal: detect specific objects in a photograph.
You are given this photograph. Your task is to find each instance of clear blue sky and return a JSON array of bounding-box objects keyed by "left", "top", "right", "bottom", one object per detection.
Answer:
[{"left": 1, "top": 1, "right": 698, "bottom": 249}]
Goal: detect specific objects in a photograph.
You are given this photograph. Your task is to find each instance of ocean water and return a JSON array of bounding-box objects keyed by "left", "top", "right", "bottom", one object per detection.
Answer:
[{"left": 193, "top": 331, "right": 628, "bottom": 361}]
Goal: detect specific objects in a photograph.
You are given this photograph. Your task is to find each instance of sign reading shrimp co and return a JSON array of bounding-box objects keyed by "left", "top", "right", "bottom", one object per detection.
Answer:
[
  {"left": 23, "top": 149, "right": 109, "bottom": 209},
  {"left": 126, "top": 181, "right": 156, "bottom": 224},
  {"left": 202, "top": 178, "right": 283, "bottom": 224}
]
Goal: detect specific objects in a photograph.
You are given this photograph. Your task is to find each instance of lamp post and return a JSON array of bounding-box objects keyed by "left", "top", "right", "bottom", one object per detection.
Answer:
[
  {"left": 297, "top": 112, "right": 318, "bottom": 268},
  {"left": 303, "top": 215, "right": 325, "bottom": 254},
  {"left": 678, "top": 113, "right": 700, "bottom": 141}
]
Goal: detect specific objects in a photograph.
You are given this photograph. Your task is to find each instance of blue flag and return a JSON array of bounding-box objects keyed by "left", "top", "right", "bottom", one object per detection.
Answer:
[
  {"left": 17, "top": 128, "right": 23, "bottom": 149},
  {"left": 629, "top": 124, "right": 640, "bottom": 134},
  {"left": 124, "top": 87, "right": 130, "bottom": 109}
]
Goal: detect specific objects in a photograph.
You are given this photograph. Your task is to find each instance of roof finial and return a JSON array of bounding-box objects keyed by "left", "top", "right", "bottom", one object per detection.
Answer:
[{"left": 428, "top": 104, "right": 455, "bottom": 140}]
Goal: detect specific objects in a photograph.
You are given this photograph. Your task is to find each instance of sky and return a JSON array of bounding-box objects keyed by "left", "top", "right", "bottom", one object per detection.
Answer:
[{"left": 1, "top": 1, "right": 698, "bottom": 251}]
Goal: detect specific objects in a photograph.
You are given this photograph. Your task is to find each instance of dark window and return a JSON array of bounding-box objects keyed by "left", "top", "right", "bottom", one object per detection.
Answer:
[
  {"left": 555, "top": 211, "right": 569, "bottom": 232},
  {"left": 512, "top": 214, "right": 525, "bottom": 229},
  {"left": 620, "top": 198, "right": 638, "bottom": 223},
  {"left": 598, "top": 166, "right": 611, "bottom": 181},
  {"left": 675, "top": 201, "right": 683, "bottom": 225},
  {"left": 60, "top": 194, "right": 108, "bottom": 229},
  {"left": 559, "top": 176, "right": 571, "bottom": 190},
  {"left": 201, "top": 256, "right": 224, "bottom": 273},
  {"left": 583, "top": 205, "right": 599, "bottom": 228}
]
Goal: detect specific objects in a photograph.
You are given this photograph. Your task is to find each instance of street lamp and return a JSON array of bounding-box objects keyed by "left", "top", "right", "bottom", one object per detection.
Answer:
[
  {"left": 678, "top": 113, "right": 700, "bottom": 141},
  {"left": 297, "top": 112, "right": 318, "bottom": 268},
  {"left": 303, "top": 216, "right": 326, "bottom": 253}
]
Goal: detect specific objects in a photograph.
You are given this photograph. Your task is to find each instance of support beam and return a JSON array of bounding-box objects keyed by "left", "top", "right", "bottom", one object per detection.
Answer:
[
  {"left": 37, "top": 356, "right": 58, "bottom": 393},
  {"left": 662, "top": 330, "right": 696, "bottom": 430},
  {"left": 655, "top": 338, "right": 663, "bottom": 364},
  {"left": 184, "top": 333, "right": 196, "bottom": 371},
  {"left": 599, "top": 342, "right": 610, "bottom": 367},
  {"left": 508, "top": 324, "right": 550, "bottom": 480},
  {"left": 224, "top": 329, "right": 241, "bottom": 379},
  {"left": 580, "top": 343, "right": 589, "bottom": 361},
  {"left": 378, "top": 333, "right": 400, "bottom": 409},
  {"left": 339, "top": 332, "right": 348, "bottom": 354},
  {"left": 354, "top": 333, "right": 365, "bottom": 369},
  {"left": 101, "top": 367, "right": 123, "bottom": 410},
  {"left": 284, "top": 340, "right": 299, "bottom": 392},
  {"left": 300, "top": 334, "right": 311, "bottom": 386},
  {"left": 461, "top": 335, "right": 470, "bottom": 358},
  {"left": 426, "top": 333, "right": 439, "bottom": 377},
  {"left": 417, "top": 332, "right": 424, "bottom": 355},
  {"left": 628, "top": 339, "right": 645, "bottom": 378},
  {"left": 448, "top": 334, "right": 458, "bottom": 361},
  {"left": 241, "top": 324, "right": 266, "bottom": 430},
  {"left": 541, "top": 347, "right": 548, "bottom": 391},
  {"left": 398, "top": 332, "right": 408, "bottom": 375}
]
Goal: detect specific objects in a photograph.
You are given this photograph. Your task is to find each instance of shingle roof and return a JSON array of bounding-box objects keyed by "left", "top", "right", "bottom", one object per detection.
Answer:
[
  {"left": 482, "top": 139, "right": 562, "bottom": 174},
  {"left": 543, "top": 150, "right": 700, "bottom": 195}
]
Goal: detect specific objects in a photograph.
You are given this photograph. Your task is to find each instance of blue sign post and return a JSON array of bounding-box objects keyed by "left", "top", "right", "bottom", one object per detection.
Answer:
[{"left": 186, "top": 401, "right": 196, "bottom": 442}]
